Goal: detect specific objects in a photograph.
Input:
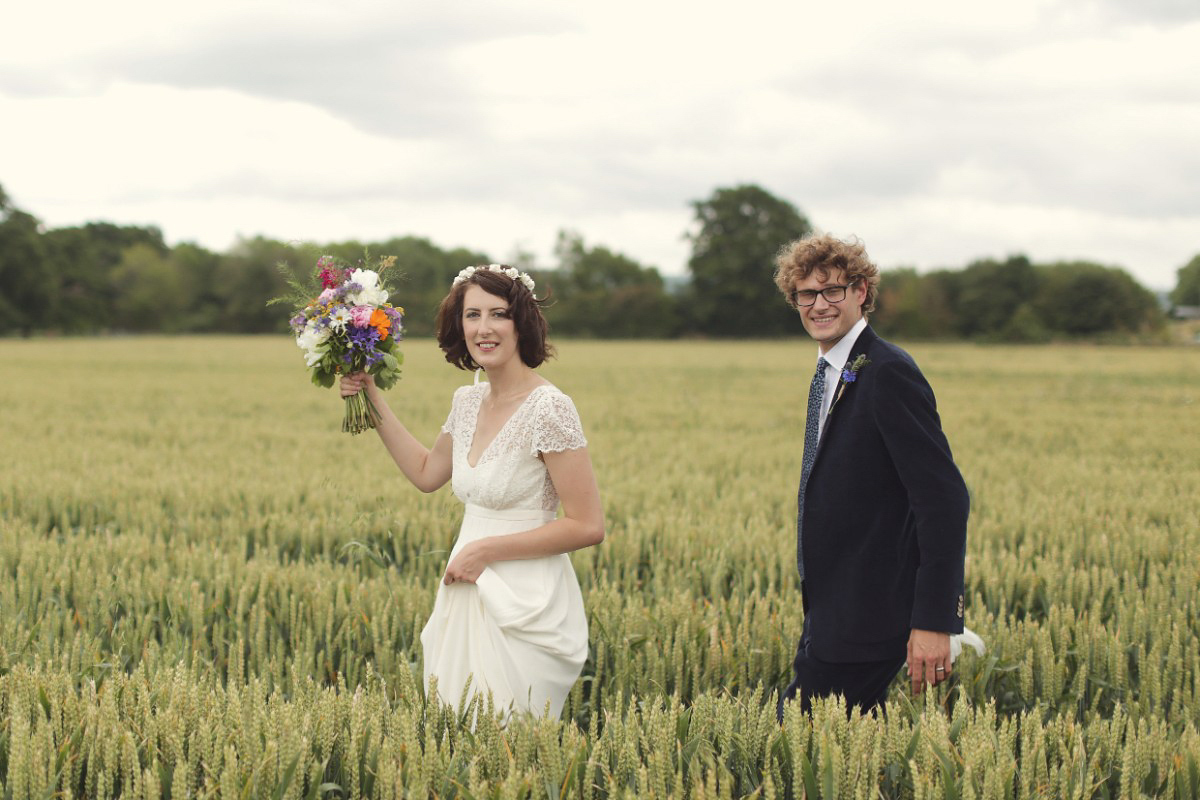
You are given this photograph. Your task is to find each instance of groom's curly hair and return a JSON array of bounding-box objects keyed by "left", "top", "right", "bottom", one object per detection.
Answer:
[
  {"left": 773, "top": 234, "right": 880, "bottom": 315},
  {"left": 436, "top": 267, "right": 555, "bottom": 371}
]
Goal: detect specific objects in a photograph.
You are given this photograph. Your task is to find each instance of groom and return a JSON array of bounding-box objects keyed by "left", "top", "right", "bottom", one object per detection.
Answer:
[{"left": 774, "top": 234, "right": 969, "bottom": 717}]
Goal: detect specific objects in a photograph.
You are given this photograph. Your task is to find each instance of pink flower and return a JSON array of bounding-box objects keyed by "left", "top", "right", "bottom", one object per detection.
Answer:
[
  {"left": 349, "top": 305, "right": 374, "bottom": 328},
  {"left": 318, "top": 288, "right": 337, "bottom": 304},
  {"left": 317, "top": 256, "right": 342, "bottom": 289},
  {"left": 319, "top": 268, "right": 340, "bottom": 289}
]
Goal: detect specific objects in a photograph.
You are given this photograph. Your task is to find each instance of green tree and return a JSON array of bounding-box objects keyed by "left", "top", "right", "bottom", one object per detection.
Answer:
[
  {"left": 684, "top": 184, "right": 812, "bottom": 336},
  {"left": 110, "top": 243, "right": 189, "bottom": 331},
  {"left": 216, "top": 236, "right": 299, "bottom": 333},
  {"left": 872, "top": 267, "right": 956, "bottom": 340},
  {"left": 43, "top": 227, "right": 110, "bottom": 332},
  {"left": 1033, "top": 261, "right": 1163, "bottom": 336},
  {"left": 999, "top": 301, "right": 1052, "bottom": 343},
  {"left": 42, "top": 222, "right": 170, "bottom": 332},
  {"left": 0, "top": 186, "right": 53, "bottom": 336},
  {"left": 1169, "top": 254, "right": 1200, "bottom": 307},
  {"left": 544, "top": 230, "right": 678, "bottom": 338},
  {"left": 172, "top": 242, "right": 225, "bottom": 331},
  {"left": 953, "top": 255, "right": 1039, "bottom": 339}
]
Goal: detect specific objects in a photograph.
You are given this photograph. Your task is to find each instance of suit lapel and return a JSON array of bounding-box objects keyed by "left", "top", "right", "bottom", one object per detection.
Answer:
[{"left": 810, "top": 325, "right": 876, "bottom": 469}]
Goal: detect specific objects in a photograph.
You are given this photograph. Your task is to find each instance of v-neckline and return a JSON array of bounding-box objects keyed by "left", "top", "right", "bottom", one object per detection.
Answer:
[{"left": 466, "top": 384, "right": 548, "bottom": 469}]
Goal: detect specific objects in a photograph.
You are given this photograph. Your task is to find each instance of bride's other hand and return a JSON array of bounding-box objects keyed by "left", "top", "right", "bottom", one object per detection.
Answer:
[
  {"left": 443, "top": 539, "right": 494, "bottom": 585},
  {"left": 340, "top": 371, "right": 373, "bottom": 397}
]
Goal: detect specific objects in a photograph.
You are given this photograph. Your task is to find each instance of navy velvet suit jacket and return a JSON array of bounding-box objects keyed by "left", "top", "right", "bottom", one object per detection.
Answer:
[{"left": 799, "top": 325, "right": 969, "bottom": 663}]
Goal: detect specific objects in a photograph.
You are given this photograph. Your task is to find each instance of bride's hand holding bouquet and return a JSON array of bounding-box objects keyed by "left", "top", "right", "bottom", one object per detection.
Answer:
[{"left": 270, "top": 253, "right": 404, "bottom": 434}]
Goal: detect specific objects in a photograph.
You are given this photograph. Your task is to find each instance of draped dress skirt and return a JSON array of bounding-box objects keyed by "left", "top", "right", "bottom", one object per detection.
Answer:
[{"left": 419, "top": 504, "right": 589, "bottom": 719}]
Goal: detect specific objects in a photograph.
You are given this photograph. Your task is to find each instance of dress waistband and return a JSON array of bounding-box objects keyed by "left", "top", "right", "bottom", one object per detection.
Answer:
[{"left": 464, "top": 504, "right": 556, "bottom": 523}]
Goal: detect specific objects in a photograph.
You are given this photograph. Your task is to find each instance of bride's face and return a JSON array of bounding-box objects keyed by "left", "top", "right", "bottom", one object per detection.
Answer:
[{"left": 462, "top": 285, "right": 518, "bottom": 368}]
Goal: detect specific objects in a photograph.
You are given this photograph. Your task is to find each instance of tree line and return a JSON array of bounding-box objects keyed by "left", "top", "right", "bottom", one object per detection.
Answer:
[{"left": 2, "top": 181, "right": 1195, "bottom": 340}]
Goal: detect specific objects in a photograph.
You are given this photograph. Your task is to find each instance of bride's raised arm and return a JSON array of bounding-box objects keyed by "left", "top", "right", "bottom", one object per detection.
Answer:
[{"left": 340, "top": 371, "right": 453, "bottom": 493}]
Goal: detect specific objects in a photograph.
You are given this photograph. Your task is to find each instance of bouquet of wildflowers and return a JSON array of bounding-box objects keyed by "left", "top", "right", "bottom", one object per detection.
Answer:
[{"left": 272, "top": 254, "right": 404, "bottom": 434}]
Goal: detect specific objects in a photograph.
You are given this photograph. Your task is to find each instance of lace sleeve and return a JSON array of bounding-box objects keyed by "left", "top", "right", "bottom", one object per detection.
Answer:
[
  {"left": 530, "top": 389, "right": 588, "bottom": 455},
  {"left": 441, "top": 385, "right": 472, "bottom": 436}
]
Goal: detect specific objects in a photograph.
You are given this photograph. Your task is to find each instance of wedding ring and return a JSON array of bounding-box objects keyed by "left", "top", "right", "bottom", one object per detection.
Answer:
[{"left": 935, "top": 666, "right": 945, "bottom": 672}]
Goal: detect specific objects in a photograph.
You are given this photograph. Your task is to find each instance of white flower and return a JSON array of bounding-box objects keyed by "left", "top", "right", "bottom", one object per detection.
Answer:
[
  {"left": 451, "top": 263, "right": 535, "bottom": 292},
  {"left": 296, "top": 321, "right": 330, "bottom": 367},
  {"left": 452, "top": 265, "right": 479, "bottom": 286},
  {"left": 328, "top": 306, "right": 353, "bottom": 332},
  {"left": 346, "top": 269, "right": 389, "bottom": 306},
  {"left": 350, "top": 269, "right": 379, "bottom": 289},
  {"left": 296, "top": 321, "right": 330, "bottom": 350}
]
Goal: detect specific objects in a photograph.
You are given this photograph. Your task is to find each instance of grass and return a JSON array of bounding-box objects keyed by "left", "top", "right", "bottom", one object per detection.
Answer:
[{"left": 0, "top": 335, "right": 1197, "bottom": 798}]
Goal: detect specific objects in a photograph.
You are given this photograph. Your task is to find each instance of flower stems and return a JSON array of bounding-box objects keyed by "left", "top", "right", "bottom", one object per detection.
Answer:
[{"left": 342, "top": 391, "right": 381, "bottom": 435}]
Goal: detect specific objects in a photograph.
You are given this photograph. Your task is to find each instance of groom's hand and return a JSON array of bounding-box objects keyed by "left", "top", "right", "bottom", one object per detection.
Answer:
[{"left": 907, "top": 629, "right": 951, "bottom": 693}]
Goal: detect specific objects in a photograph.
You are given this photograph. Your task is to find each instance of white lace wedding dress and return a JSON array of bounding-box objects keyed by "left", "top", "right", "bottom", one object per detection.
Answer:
[{"left": 419, "top": 381, "right": 590, "bottom": 719}]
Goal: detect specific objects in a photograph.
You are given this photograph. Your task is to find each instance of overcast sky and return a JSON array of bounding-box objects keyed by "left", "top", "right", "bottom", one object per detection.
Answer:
[{"left": 4, "top": 0, "right": 1199, "bottom": 290}]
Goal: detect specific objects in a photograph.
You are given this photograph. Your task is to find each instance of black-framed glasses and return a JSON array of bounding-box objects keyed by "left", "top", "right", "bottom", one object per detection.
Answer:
[{"left": 790, "top": 281, "right": 857, "bottom": 307}]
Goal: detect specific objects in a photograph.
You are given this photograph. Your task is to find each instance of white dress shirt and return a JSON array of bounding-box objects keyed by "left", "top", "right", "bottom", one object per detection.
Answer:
[{"left": 815, "top": 317, "right": 868, "bottom": 440}]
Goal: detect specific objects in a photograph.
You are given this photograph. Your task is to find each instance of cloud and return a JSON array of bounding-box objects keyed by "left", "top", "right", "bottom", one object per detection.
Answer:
[
  {"left": 1095, "top": 0, "right": 1200, "bottom": 24},
  {"left": 759, "top": 16, "right": 1200, "bottom": 225},
  {"left": 5, "top": 2, "right": 575, "bottom": 136},
  {"left": 2, "top": 0, "right": 1198, "bottom": 290}
]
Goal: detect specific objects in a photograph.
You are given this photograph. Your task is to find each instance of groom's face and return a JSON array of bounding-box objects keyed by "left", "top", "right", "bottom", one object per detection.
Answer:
[{"left": 792, "top": 268, "right": 867, "bottom": 352}]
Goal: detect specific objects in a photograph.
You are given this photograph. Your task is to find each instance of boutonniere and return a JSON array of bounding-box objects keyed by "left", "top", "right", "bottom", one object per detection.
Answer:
[{"left": 828, "top": 354, "right": 870, "bottom": 416}]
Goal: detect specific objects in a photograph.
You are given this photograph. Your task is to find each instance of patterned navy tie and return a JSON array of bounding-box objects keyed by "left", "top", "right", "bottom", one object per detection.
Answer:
[{"left": 797, "top": 357, "right": 828, "bottom": 579}]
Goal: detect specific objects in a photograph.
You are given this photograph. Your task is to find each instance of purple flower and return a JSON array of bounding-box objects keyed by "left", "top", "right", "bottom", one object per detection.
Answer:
[
  {"left": 341, "top": 325, "right": 383, "bottom": 371},
  {"left": 841, "top": 355, "right": 870, "bottom": 383},
  {"left": 347, "top": 324, "right": 381, "bottom": 349}
]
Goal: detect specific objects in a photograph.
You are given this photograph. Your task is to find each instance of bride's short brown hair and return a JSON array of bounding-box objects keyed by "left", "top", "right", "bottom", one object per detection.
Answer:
[{"left": 436, "top": 267, "right": 554, "bottom": 370}]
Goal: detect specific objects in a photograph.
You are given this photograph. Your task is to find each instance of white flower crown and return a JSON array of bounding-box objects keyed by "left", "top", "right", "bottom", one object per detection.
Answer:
[{"left": 452, "top": 263, "right": 536, "bottom": 293}]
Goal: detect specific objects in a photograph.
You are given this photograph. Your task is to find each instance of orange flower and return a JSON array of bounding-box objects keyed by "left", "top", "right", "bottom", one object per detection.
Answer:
[{"left": 370, "top": 309, "right": 391, "bottom": 339}]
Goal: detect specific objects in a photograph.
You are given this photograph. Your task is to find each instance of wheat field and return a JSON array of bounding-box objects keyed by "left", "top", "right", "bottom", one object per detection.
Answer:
[{"left": 1, "top": 335, "right": 1198, "bottom": 799}]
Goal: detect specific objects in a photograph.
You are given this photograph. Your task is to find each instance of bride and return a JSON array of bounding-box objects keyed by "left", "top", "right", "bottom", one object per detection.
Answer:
[{"left": 340, "top": 264, "right": 603, "bottom": 719}]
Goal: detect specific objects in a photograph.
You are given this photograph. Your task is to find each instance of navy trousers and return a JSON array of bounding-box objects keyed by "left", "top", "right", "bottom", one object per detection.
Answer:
[{"left": 777, "top": 634, "right": 905, "bottom": 721}]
